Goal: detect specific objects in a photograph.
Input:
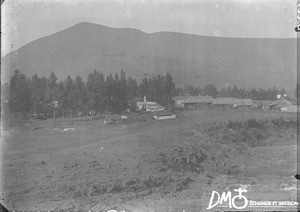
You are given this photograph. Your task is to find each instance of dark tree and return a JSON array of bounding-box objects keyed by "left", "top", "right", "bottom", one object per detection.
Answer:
[
  {"left": 29, "top": 74, "right": 47, "bottom": 115},
  {"left": 46, "top": 72, "right": 58, "bottom": 103},
  {"left": 73, "top": 75, "right": 86, "bottom": 114},
  {"left": 9, "top": 69, "right": 31, "bottom": 116},
  {"left": 86, "top": 70, "right": 105, "bottom": 113}
]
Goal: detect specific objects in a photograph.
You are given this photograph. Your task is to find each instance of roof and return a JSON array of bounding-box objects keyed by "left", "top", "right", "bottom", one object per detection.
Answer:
[
  {"left": 145, "top": 104, "right": 165, "bottom": 109},
  {"left": 154, "top": 113, "right": 174, "bottom": 117},
  {"left": 269, "top": 99, "right": 292, "bottom": 108},
  {"left": 211, "top": 98, "right": 234, "bottom": 105},
  {"left": 281, "top": 105, "right": 297, "bottom": 112},
  {"left": 253, "top": 100, "right": 273, "bottom": 106},
  {"left": 233, "top": 99, "right": 253, "bottom": 106},
  {"left": 174, "top": 96, "right": 254, "bottom": 106}
]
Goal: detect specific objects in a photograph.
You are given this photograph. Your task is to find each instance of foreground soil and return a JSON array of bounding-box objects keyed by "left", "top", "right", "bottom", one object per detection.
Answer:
[{"left": 1, "top": 109, "right": 298, "bottom": 211}]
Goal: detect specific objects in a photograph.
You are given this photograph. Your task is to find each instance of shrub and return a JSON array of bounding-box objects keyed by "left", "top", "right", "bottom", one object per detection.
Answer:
[{"left": 246, "top": 118, "right": 265, "bottom": 129}]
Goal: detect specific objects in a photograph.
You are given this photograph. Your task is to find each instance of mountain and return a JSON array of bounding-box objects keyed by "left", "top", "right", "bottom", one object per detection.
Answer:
[{"left": 1, "top": 22, "right": 297, "bottom": 95}]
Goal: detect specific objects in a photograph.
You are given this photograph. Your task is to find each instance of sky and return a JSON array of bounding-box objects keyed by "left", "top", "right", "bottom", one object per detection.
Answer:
[{"left": 1, "top": 0, "right": 297, "bottom": 56}]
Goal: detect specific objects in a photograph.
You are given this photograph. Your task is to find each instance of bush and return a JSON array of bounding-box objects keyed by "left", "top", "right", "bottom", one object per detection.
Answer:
[
  {"left": 271, "top": 117, "right": 296, "bottom": 129},
  {"left": 226, "top": 120, "right": 242, "bottom": 129},
  {"left": 245, "top": 118, "right": 265, "bottom": 129}
]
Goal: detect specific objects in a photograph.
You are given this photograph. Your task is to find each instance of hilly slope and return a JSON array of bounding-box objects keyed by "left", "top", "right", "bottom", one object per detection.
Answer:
[{"left": 1, "top": 22, "right": 297, "bottom": 94}]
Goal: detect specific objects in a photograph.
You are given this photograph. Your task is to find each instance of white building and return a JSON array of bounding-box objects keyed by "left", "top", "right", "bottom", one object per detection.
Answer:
[
  {"left": 153, "top": 113, "right": 176, "bottom": 120},
  {"left": 136, "top": 96, "right": 166, "bottom": 112}
]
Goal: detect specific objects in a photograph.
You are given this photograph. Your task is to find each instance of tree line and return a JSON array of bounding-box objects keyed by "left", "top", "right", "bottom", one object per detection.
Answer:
[
  {"left": 7, "top": 69, "right": 292, "bottom": 118},
  {"left": 8, "top": 69, "right": 176, "bottom": 117}
]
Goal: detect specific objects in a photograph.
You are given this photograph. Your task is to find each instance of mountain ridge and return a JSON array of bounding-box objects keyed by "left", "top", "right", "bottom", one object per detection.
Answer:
[
  {"left": 3, "top": 22, "right": 295, "bottom": 58},
  {"left": 1, "top": 22, "right": 297, "bottom": 95}
]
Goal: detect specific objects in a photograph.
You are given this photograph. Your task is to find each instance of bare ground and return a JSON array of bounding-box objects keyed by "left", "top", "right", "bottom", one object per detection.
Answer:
[{"left": 1, "top": 109, "right": 298, "bottom": 211}]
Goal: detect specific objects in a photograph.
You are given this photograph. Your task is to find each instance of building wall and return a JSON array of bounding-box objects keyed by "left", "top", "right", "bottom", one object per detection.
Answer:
[{"left": 154, "top": 114, "right": 176, "bottom": 120}]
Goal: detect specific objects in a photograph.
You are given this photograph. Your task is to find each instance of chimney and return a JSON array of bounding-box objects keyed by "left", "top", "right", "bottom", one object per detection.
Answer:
[{"left": 144, "top": 95, "right": 146, "bottom": 102}]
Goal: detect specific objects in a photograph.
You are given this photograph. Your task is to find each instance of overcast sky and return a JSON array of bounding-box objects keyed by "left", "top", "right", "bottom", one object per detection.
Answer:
[{"left": 1, "top": 0, "right": 297, "bottom": 55}]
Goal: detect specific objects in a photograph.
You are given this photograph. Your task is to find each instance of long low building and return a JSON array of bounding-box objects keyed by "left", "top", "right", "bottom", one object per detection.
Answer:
[
  {"left": 173, "top": 95, "right": 213, "bottom": 108},
  {"left": 173, "top": 96, "right": 253, "bottom": 108},
  {"left": 153, "top": 113, "right": 176, "bottom": 120},
  {"left": 211, "top": 97, "right": 234, "bottom": 107},
  {"left": 269, "top": 99, "right": 292, "bottom": 110},
  {"left": 253, "top": 100, "right": 273, "bottom": 111},
  {"left": 232, "top": 99, "right": 253, "bottom": 107},
  {"left": 144, "top": 104, "right": 166, "bottom": 112},
  {"left": 268, "top": 99, "right": 298, "bottom": 112}
]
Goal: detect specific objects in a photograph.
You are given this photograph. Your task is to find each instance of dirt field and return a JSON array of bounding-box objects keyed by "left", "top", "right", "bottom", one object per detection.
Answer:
[{"left": 1, "top": 109, "right": 298, "bottom": 211}]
